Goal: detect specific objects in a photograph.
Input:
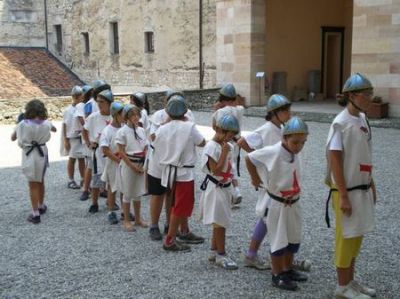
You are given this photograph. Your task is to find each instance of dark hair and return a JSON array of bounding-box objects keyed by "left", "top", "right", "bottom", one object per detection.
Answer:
[
  {"left": 83, "top": 90, "right": 92, "bottom": 103},
  {"left": 24, "top": 99, "right": 48, "bottom": 120},
  {"left": 218, "top": 94, "right": 236, "bottom": 102},
  {"left": 131, "top": 94, "right": 150, "bottom": 114},
  {"left": 336, "top": 93, "right": 349, "bottom": 107},
  {"left": 16, "top": 112, "right": 25, "bottom": 124},
  {"left": 144, "top": 97, "right": 150, "bottom": 115},
  {"left": 264, "top": 104, "right": 291, "bottom": 121},
  {"left": 169, "top": 114, "right": 186, "bottom": 120},
  {"left": 93, "top": 84, "right": 111, "bottom": 99}
]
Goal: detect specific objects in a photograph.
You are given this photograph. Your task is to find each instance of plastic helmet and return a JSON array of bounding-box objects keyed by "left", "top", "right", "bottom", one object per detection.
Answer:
[
  {"left": 219, "top": 83, "right": 237, "bottom": 99},
  {"left": 342, "top": 73, "right": 373, "bottom": 93},
  {"left": 165, "top": 89, "right": 183, "bottom": 102},
  {"left": 283, "top": 117, "right": 309, "bottom": 135},
  {"left": 166, "top": 95, "right": 187, "bottom": 117},
  {"left": 110, "top": 102, "right": 124, "bottom": 116},
  {"left": 71, "top": 86, "right": 83, "bottom": 96},
  {"left": 131, "top": 92, "right": 147, "bottom": 104},
  {"left": 267, "top": 94, "right": 291, "bottom": 112},
  {"left": 216, "top": 114, "right": 240, "bottom": 133},
  {"left": 82, "top": 85, "right": 93, "bottom": 95},
  {"left": 123, "top": 104, "right": 135, "bottom": 116},
  {"left": 97, "top": 89, "right": 114, "bottom": 103}
]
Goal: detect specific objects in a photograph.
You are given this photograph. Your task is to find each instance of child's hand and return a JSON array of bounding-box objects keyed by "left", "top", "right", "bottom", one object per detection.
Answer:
[
  {"left": 64, "top": 139, "right": 71, "bottom": 152},
  {"left": 89, "top": 142, "right": 98, "bottom": 149},
  {"left": 221, "top": 142, "right": 230, "bottom": 153},
  {"left": 340, "top": 195, "right": 352, "bottom": 216}
]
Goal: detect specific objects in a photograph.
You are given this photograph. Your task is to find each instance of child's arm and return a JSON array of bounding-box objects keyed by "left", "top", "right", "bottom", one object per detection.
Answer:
[
  {"left": 371, "top": 178, "right": 377, "bottom": 204},
  {"left": 78, "top": 116, "right": 85, "bottom": 126},
  {"left": 207, "top": 142, "right": 229, "bottom": 175},
  {"left": 62, "top": 123, "right": 70, "bottom": 152},
  {"left": 245, "top": 156, "right": 263, "bottom": 189},
  {"left": 11, "top": 131, "right": 17, "bottom": 141},
  {"left": 117, "top": 144, "right": 143, "bottom": 174},
  {"left": 330, "top": 150, "right": 352, "bottom": 216},
  {"left": 237, "top": 137, "right": 253, "bottom": 153},
  {"left": 82, "top": 128, "right": 90, "bottom": 147},
  {"left": 102, "top": 146, "right": 121, "bottom": 163}
]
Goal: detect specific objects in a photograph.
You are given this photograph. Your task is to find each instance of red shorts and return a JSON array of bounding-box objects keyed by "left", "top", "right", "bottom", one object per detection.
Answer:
[{"left": 172, "top": 181, "right": 195, "bottom": 217}]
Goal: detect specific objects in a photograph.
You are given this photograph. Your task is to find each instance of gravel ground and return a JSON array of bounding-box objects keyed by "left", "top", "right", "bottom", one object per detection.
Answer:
[{"left": 0, "top": 111, "right": 399, "bottom": 299}]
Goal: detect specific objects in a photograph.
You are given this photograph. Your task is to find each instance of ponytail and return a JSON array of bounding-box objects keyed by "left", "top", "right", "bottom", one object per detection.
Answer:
[{"left": 336, "top": 93, "right": 349, "bottom": 107}]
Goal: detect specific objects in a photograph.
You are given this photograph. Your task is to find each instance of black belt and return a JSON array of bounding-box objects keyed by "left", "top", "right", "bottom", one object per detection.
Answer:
[
  {"left": 92, "top": 144, "right": 99, "bottom": 174},
  {"left": 70, "top": 136, "right": 82, "bottom": 143},
  {"left": 325, "top": 183, "right": 372, "bottom": 228},
  {"left": 267, "top": 190, "right": 299, "bottom": 205},
  {"left": 26, "top": 141, "right": 45, "bottom": 157},
  {"left": 200, "top": 174, "right": 231, "bottom": 191},
  {"left": 237, "top": 148, "right": 241, "bottom": 177},
  {"left": 127, "top": 154, "right": 145, "bottom": 164}
]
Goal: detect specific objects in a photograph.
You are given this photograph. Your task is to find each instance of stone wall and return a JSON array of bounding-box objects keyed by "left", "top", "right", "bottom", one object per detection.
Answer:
[
  {"left": 0, "top": 88, "right": 219, "bottom": 124},
  {"left": 0, "top": 0, "right": 45, "bottom": 47},
  {"left": 45, "top": 0, "right": 217, "bottom": 92},
  {"left": 352, "top": 0, "right": 400, "bottom": 117}
]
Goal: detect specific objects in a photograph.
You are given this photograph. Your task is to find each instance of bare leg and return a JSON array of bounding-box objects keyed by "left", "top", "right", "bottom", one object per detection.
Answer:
[
  {"left": 38, "top": 181, "right": 45, "bottom": 205},
  {"left": 337, "top": 267, "right": 352, "bottom": 286},
  {"left": 122, "top": 201, "right": 134, "bottom": 231},
  {"left": 270, "top": 254, "right": 285, "bottom": 275},
  {"left": 29, "top": 182, "right": 40, "bottom": 211},
  {"left": 78, "top": 158, "right": 85, "bottom": 181},
  {"left": 67, "top": 158, "right": 76, "bottom": 180},
  {"left": 214, "top": 226, "right": 226, "bottom": 254},
  {"left": 107, "top": 188, "right": 116, "bottom": 212},
  {"left": 83, "top": 167, "right": 92, "bottom": 192},
  {"left": 164, "top": 192, "right": 172, "bottom": 226},
  {"left": 133, "top": 200, "right": 148, "bottom": 227},
  {"left": 91, "top": 188, "right": 99, "bottom": 205},
  {"left": 150, "top": 194, "right": 164, "bottom": 226}
]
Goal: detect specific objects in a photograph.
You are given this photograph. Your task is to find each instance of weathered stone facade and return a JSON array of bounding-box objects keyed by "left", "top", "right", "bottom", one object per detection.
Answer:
[
  {"left": 45, "top": 0, "right": 217, "bottom": 93},
  {"left": 0, "top": 0, "right": 45, "bottom": 47}
]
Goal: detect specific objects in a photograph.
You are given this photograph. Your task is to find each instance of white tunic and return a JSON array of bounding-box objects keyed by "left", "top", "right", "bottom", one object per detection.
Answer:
[
  {"left": 249, "top": 142, "right": 302, "bottom": 253},
  {"left": 115, "top": 125, "right": 147, "bottom": 199},
  {"left": 100, "top": 124, "right": 121, "bottom": 192},
  {"left": 61, "top": 104, "right": 85, "bottom": 159},
  {"left": 84, "top": 112, "right": 112, "bottom": 174},
  {"left": 17, "top": 120, "right": 53, "bottom": 182},
  {"left": 152, "top": 120, "right": 203, "bottom": 187},
  {"left": 198, "top": 140, "right": 234, "bottom": 228},
  {"left": 326, "top": 108, "right": 375, "bottom": 238}
]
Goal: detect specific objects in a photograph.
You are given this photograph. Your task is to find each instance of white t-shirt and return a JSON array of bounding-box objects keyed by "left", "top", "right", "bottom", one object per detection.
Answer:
[
  {"left": 245, "top": 121, "right": 282, "bottom": 150},
  {"left": 84, "top": 112, "right": 112, "bottom": 143},
  {"left": 63, "top": 104, "right": 79, "bottom": 138},
  {"left": 114, "top": 125, "right": 147, "bottom": 155},
  {"left": 99, "top": 124, "right": 120, "bottom": 152},
  {"left": 72, "top": 102, "right": 85, "bottom": 133},
  {"left": 201, "top": 140, "right": 234, "bottom": 182},
  {"left": 149, "top": 108, "right": 195, "bottom": 135}
]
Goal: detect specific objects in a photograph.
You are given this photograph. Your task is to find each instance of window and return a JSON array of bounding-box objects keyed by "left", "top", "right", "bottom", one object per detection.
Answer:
[
  {"left": 145, "top": 31, "right": 154, "bottom": 53},
  {"left": 81, "top": 32, "right": 90, "bottom": 54},
  {"left": 54, "top": 24, "right": 62, "bottom": 53},
  {"left": 110, "top": 22, "right": 119, "bottom": 54}
]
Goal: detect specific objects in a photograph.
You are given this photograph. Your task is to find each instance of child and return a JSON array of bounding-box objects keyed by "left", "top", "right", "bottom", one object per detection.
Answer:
[
  {"left": 147, "top": 90, "right": 195, "bottom": 241},
  {"left": 83, "top": 89, "right": 113, "bottom": 213},
  {"left": 199, "top": 114, "right": 240, "bottom": 269},
  {"left": 62, "top": 86, "right": 85, "bottom": 189},
  {"left": 130, "top": 92, "right": 150, "bottom": 135},
  {"left": 15, "top": 99, "right": 56, "bottom": 224},
  {"left": 100, "top": 102, "right": 125, "bottom": 225},
  {"left": 84, "top": 79, "right": 110, "bottom": 117},
  {"left": 152, "top": 95, "right": 205, "bottom": 251},
  {"left": 246, "top": 117, "right": 308, "bottom": 291},
  {"left": 326, "top": 73, "right": 376, "bottom": 299},
  {"left": 115, "top": 104, "right": 148, "bottom": 232},
  {"left": 212, "top": 83, "right": 245, "bottom": 207},
  {"left": 237, "top": 94, "right": 292, "bottom": 270}
]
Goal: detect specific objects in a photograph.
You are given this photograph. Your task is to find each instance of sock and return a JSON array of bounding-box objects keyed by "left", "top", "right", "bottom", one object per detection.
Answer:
[
  {"left": 32, "top": 209, "right": 40, "bottom": 217},
  {"left": 251, "top": 219, "right": 267, "bottom": 242}
]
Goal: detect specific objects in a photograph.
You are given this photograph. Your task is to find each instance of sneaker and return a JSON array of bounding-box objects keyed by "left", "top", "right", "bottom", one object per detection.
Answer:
[
  {"left": 231, "top": 194, "right": 242, "bottom": 205},
  {"left": 99, "top": 190, "right": 108, "bottom": 198},
  {"left": 120, "top": 212, "right": 135, "bottom": 222},
  {"left": 351, "top": 280, "right": 376, "bottom": 297},
  {"left": 108, "top": 212, "right": 118, "bottom": 225},
  {"left": 163, "top": 240, "right": 191, "bottom": 252},
  {"left": 27, "top": 214, "right": 41, "bottom": 224},
  {"left": 80, "top": 191, "right": 90, "bottom": 201},
  {"left": 163, "top": 224, "right": 169, "bottom": 235},
  {"left": 292, "top": 258, "right": 312, "bottom": 272},
  {"left": 272, "top": 273, "right": 298, "bottom": 291},
  {"left": 38, "top": 205, "right": 47, "bottom": 215},
  {"left": 285, "top": 269, "right": 308, "bottom": 282},
  {"left": 242, "top": 254, "right": 270, "bottom": 270},
  {"left": 149, "top": 227, "right": 163, "bottom": 241},
  {"left": 67, "top": 180, "right": 80, "bottom": 189},
  {"left": 215, "top": 254, "right": 238, "bottom": 270},
  {"left": 177, "top": 231, "right": 205, "bottom": 244},
  {"left": 111, "top": 203, "right": 119, "bottom": 211},
  {"left": 88, "top": 204, "right": 99, "bottom": 214},
  {"left": 208, "top": 250, "right": 217, "bottom": 262},
  {"left": 334, "top": 284, "right": 372, "bottom": 299}
]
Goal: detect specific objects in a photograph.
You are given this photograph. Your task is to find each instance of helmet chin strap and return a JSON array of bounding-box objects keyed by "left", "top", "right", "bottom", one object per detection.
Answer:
[
  {"left": 273, "top": 111, "right": 285, "bottom": 126},
  {"left": 349, "top": 99, "right": 365, "bottom": 113}
]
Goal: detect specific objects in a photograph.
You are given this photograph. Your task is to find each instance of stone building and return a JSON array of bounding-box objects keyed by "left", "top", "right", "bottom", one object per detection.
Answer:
[{"left": 1, "top": 0, "right": 400, "bottom": 116}]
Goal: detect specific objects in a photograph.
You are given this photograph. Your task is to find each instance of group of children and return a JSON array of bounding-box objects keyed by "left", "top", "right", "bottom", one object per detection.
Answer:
[{"left": 13, "top": 73, "right": 377, "bottom": 298}]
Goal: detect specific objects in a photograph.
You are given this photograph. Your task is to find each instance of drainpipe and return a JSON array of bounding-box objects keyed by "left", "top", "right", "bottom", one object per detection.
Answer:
[
  {"left": 199, "top": 0, "right": 203, "bottom": 89},
  {"left": 44, "top": 0, "right": 49, "bottom": 50}
]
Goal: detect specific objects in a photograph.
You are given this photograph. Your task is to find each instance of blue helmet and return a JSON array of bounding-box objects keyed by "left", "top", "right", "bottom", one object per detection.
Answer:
[
  {"left": 219, "top": 83, "right": 237, "bottom": 99},
  {"left": 110, "top": 102, "right": 124, "bottom": 116},
  {"left": 123, "top": 104, "right": 135, "bottom": 116},
  {"left": 283, "top": 117, "right": 308, "bottom": 135},
  {"left": 91, "top": 79, "right": 110, "bottom": 91},
  {"left": 71, "top": 86, "right": 83, "bottom": 96},
  {"left": 217, "top": 114, "right": 240, "bottom": 133},
  {"left": 166, "top": 95, "right": 187, "bottom": 117},
  {"left": 97, "top": 89, "right": 114, "bottom": 103},
  {"left": 267, "top": 94, "right": 291, "bottom": 112},
  {"left": 165, "top": 89, "right": 183, "bottom": 102},
  {"left": 82, "top": 85, "right": 93, "bottom": 95},
  {"left": 342, "top": 73, "right": 373, "bottom": 93}
]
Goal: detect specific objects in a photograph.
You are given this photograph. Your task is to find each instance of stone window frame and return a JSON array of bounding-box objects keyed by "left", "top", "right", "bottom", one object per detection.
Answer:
[
  {"left": 81, "top": 32, "right": 90, "bottom": 55},
  {"left": 54, "top": 24, "right": 63, "bottom": 53},
  {"left": 144, "top": 31, "right": 154, "bottom": 53},
  {"left": 109, "top": 22, "right": 120, "bottom": 55}
]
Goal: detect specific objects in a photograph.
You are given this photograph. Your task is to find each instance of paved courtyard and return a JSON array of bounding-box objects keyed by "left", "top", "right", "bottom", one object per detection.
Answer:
[{"left": 0, "top": 111, "right": 399, "bottom": 299}]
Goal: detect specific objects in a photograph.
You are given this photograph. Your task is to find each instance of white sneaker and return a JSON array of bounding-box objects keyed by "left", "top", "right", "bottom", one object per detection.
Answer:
[
  {"left": 292, "top": 258, "right": 312, "bottom": 272},
  {"left": 351, "top": 280, "right": 376, "bottom": 297},
  {"left": 208, "top": 250, "right": 216, "bottom": 262},
  {"left": 334, "top": 284, "right": 372, "bottom": 299},
  {"left": 231, "top": 188, "right": 242, "bottom": 205},
  {"left": 215, "top": 254, "right": 238, "bottom": 270},
  {"left": 242, "top": 254, "right": 270, "bottom": 270}
]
